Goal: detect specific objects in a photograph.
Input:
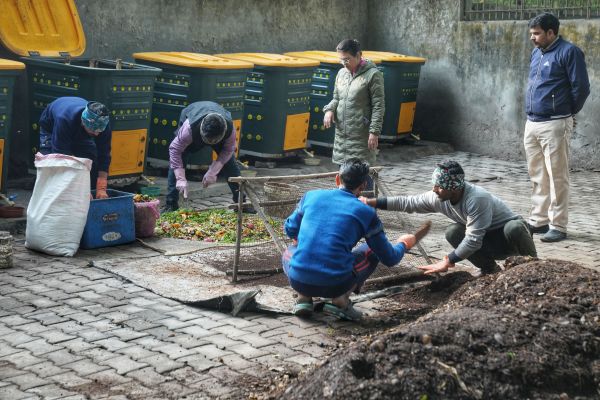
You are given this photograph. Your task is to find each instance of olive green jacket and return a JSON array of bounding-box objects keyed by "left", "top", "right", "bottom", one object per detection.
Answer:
[{"left": 323, "top": 59, "right": 385, "bottom": 165}]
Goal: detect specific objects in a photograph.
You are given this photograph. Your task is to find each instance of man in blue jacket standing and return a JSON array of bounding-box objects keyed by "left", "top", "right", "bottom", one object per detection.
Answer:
[
  {"left": 524, "top": 12, "right": 590, "bottom": 242},
  {"left": 282, "top": 158, "right": 417, "bottom": 321}
]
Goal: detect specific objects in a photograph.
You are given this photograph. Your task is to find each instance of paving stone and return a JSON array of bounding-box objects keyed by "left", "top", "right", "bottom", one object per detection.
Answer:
[
  {"left": 0, "top": 351, "right": 44, "bottom": 369},
  {"left": 79, "top": 347, "right": 121, "bottom": 362},
  {"left": 86, "top": 368, "right": 133, "bottom": 386},
  {"left": 228, "top": 343, "right": 269, "bottom": 359},
  {"left": 44, "top": 349, "right": 84, "bottom": 366},
  {"left": 93, "top": 337, "right": 131, "bottom": 352},
  {"left": 152, "top": 343, "right": 196, "bottom": 360},
  {"left": 0, "top": 315, "right": 32, "bottom": 326},
  {"left": 177, "top": 354, "right": 220, "bottom": 372},
  {"left": 25, "top": 383, "right": 78, "bottom": 399},
  {"left": 0, "top": 385, "right": 32, "bottom": 400},
  {"left": 4, "top": 372, "right": 49, "bottom": 390},
  {"left": 76, "top": 329, "right": 112, "bottom": 342},
  {"left": 167, "top": 309, "right": 204, "bottom": 322},
  {"left": 0, "top": 341, "right": 21, "bottom": 357},
  {"left": 285, "top": 353, "right": 319, "bottom": 366},
  {"left": 48, "top": 372, "right": 92, "bottom": 388},
  {"left": 177, "top": 325, "right": 213, "bottom": 338},
  {"left": 166, "top": 334, "right": 208, "bottom": 350},
  {"left": 64, "top": 312, "right": 104, "bottom": 325},
  {"left": 125, "top": 366, "right": 171, "bottom": 386},
  {"left": 237, "top": 332, "right": 277, "bottom": 348},
  {"left": 218, "top": 353, "right": 257, "bottom": 372},
  {"left": 167, "top": 366, "right": 211, "bottom": 385},
  {"left": 23, "top": 361, "right": 68, "bottom": 378},
  {"left": 63, "top": 359, "right": 110, "bottom": 376},
  {"left": 100, "top": 355, "right": 147, "bottom": 375},
  {"left": 155, "top": 318, "right": 193, "bottom": 330},
  {"left": 109, "top": 328, "right": 148, "bottom": 342},
  {"left": 16, "top": 338, "right": 63, "bottom": 356},
  {"left": 191, "top": 344, "right": 232, "bottom": 360},
  {"left": 132, "top": 336, "right": 166, "bottom": 349},
  {"left": 61, "top": 338, "right": 99, "bottom": 353},
  {"left": 138, "top": 354, "right": 183, "bottom": 374},
  {"left": 143, "top": 326, "right": 177, "bottom": 341},
  {"left": 156, "top": 380, "right": 198, "bottom": 397}
]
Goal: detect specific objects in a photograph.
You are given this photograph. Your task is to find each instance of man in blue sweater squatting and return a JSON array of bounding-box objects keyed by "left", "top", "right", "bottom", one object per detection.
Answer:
[{"left": 282, "top": 158, "right": 417, "bottom": 321}]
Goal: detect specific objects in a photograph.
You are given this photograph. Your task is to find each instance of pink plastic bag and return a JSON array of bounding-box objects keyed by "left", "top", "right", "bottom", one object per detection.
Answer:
[{"left": 134, "top": 199, "right": 160, "bottom": 238}]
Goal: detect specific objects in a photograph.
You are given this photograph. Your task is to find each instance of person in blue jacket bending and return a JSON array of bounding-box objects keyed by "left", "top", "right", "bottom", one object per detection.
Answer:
[
  {"left": 39, "top": 97, "right": 112, "bottom": 199},
  {"left": 282, "top": 158, "right": 416, "bottom": 321}
]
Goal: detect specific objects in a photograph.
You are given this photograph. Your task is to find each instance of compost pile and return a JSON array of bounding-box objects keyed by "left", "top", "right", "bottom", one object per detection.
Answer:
[
  {"left": 280, "top": 258, "right": 600, "bottom": 400},
  {"left": 156, "top": 208, "right": 282, "bottom": 242}
]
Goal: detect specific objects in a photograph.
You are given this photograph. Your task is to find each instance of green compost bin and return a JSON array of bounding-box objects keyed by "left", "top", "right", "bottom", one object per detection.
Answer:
[
  {"left": 133, "top": 52, "right": 253, "bottom": 168},
  {"left": 0, "top": 0, "right": 161, "bottom": 182},
  {"left": 0, "top": 59, "right": 25, "bottom": 193},
  {"left": 362, "top": 51, "right": 426, "bottom": 140},
  {"left": 285, "top": 51, "right": 383, "bottom": 151},
  {"left": 216, "top": 53, "right": 319, "bottom": 158},
  {"left": 23, "top": 58, "right": 161, "bottom": 180}
]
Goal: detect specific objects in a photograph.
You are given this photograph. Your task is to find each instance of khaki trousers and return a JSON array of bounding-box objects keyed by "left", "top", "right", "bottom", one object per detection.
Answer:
[{"left": 524, "top": 117, "right": 573, "bottom": 233}]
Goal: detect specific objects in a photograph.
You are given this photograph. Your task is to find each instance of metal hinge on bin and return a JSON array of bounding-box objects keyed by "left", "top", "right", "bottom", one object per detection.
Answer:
[{"left": 28, "top": 51, "right": 41, "bottom": 57}]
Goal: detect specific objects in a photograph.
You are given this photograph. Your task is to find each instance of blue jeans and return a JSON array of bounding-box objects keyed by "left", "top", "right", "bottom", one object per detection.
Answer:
[
  {"left": 166, "top": 154, "right": 242, "bottom": 207},
  {"left": 282, "top": 242, "right": 379, "bottom": 298}
]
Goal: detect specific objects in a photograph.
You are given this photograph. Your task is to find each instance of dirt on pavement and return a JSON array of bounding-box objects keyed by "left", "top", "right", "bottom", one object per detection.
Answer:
[{"left": 275, "top": 257, "right": 600, "bottom": 400}]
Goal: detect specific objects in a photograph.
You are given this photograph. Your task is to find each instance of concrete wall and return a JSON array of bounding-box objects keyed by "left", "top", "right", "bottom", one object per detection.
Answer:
[
  {"left": 368, "top": 0, "right": 600, "bottom": 169},
  {"left": 76, "top": 0, "right": 368, "bottom": 58}
]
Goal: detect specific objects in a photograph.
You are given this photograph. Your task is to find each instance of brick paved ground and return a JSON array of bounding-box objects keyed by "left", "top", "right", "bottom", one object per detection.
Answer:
[{"left": 1, "top": 144, "right": 598, "bottom": 399}]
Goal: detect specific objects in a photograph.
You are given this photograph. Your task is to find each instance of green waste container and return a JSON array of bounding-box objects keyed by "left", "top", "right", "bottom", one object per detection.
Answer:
[
  {"left": 215, "top": 53, "right": 319, "bottom": 158},
  {"left": 0, "top": 0, "right": 161, "bottom": 183},
  {"left": 0, "top": 59, "right": 25, "bottom": 193},
  {"left": 284, "top": 51, "right": 382, "bottom": 151},
  {"left": 362, "top": 51, "right": 426, "bottom": 140},
  {"left": 133, "top": 52, "right": 253, "bottom": 168}
]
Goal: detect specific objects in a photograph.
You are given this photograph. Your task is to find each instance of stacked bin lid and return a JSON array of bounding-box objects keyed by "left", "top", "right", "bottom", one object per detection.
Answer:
[
  {"left": 0, "top": 59, "right": 25, "bottom": 193},
  {"left": 132, "top": 52, "right": 253, "bottom": 168},
  {"left": 0, "top": 0, "right": 161, "bottom": 181},
  {"left": 284, "top": 51, "right": 382, "bottom": 150},
  {"left": 362, "top": 51, "right": 426, "bottom": 140},
  {"left": 215, "top": 53, "right": 319, "bottom": 158}
]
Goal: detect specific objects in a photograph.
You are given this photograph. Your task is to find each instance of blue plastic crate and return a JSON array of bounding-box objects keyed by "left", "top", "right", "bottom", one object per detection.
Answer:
[{"left": 80, "top": 189, "right": 135, "bottom": 249}]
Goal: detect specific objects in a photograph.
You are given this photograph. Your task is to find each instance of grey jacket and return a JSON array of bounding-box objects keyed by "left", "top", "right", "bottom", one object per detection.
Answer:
[
  {"left": 323, "top": 59, "right": 385, "bottom": 165},
  {"left": 383, "top": 183, "right": 518, "bottom": 260}
]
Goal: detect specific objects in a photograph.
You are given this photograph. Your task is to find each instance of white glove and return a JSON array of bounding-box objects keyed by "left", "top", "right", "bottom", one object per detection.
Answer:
[{"left": 174, "top": 168, "right": 188, "bottom": 198}]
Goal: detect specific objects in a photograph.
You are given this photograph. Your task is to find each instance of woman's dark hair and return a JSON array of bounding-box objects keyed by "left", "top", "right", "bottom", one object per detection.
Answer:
[
  {"left": 528, "top": 12, "right": 559, "bottom": 35},
  {"left": 339, "top": 158, "right": 370, "bottom": 190},
  {"left": 336, "top": 39, "right": 361, "bottom": 56}
]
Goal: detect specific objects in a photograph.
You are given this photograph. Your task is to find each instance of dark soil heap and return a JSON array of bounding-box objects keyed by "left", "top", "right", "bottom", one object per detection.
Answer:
[{"left": 281, "top": 258, "right": 600, "bottom": 400}]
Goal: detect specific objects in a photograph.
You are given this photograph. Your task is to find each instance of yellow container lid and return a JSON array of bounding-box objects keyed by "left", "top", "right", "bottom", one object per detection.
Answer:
[
  {"left": 362, "top": 51, "right": 426, "bottom": 63},
  {"left": 133, "top": 52, "right": 253, "bottom": 69},
  {"left": 0, "top": 0, "right": 85, "bottom": 57},
  {"left": 0, "top": 58, "right": 25, "bottom": 70},
  {"left": 215, "top": 53, "right": 319, "bottom": 68},
  {"left": 284, "top": 50, "right": 383, "bottom": 65}
]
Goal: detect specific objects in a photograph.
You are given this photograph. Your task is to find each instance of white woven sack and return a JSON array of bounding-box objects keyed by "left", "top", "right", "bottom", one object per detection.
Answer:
[{"left": 25, "top": 153, "right": 92, "bottom": 256}]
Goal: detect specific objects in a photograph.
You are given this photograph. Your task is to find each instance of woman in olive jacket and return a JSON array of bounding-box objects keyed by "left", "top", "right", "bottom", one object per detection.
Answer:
[{"left": 323, "top": 39, "right": 385, "bottom": 168}]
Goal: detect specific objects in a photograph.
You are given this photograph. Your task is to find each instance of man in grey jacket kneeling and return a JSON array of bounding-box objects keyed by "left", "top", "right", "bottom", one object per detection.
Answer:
[{"left": 361, "top": 160, "right": 537, "bottom": 275}]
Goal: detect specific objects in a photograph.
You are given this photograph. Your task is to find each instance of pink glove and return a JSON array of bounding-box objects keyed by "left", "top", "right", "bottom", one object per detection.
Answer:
[
  {"left": 202, "top": 172, "right": 217, "bottom": 188},
  {"left": 174, "top": 168, "right": 188, "bottom": 198}
]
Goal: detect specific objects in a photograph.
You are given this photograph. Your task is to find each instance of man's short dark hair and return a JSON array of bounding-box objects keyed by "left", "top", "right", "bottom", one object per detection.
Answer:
[
  {"left": 200, "top": 113, "right": 226, "bottom": 144},
  {"left": 437, "top": 160, "right": 465, "bottom": 177},
  {"left": 528, "top": 12, "right": 560, "bottom": 35},
  {"left": 339, "top": 158, "right": 370, "bottom": 190}
]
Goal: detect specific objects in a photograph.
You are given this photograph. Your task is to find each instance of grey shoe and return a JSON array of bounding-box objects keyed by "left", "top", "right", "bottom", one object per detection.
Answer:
[
  {"left": 526, "top": 223, "right": 549, "bottom": 235},
  {"left": 323, "top": 302, "right": 363, "bottom": 321},
  {"left": 541, "top": 229, "right": 567, "bottom": 242}
]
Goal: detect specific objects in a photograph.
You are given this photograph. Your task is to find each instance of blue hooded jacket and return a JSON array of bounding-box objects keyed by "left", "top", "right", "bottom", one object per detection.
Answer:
[{"left": 525, "top": 36, "right": 590, "bottom": 122}]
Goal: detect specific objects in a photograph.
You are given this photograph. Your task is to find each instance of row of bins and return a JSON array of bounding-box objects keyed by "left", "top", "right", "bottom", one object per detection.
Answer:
[{"left": 0, "top": 0, "right": 426, "bottom": 191}]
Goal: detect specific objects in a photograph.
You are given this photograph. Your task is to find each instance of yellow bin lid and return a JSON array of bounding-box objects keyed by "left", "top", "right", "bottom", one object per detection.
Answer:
[
  {"left": 133, "top": 52, "right": 253, "bottom": 69},
  {"left": 215, "top": 53, "right": 319, "bottom": 68},
  {"left": 362, "top": 51, "right": 426, "bottom": 63},
  {"left": 0, "top": 58, "right": 25, "bottom": 70},
  {"left": 0, "top": 0, "right": 85, "bottom": 57},
  {"left": 284, "top": 50, "right": 383, "bottom": 65}
]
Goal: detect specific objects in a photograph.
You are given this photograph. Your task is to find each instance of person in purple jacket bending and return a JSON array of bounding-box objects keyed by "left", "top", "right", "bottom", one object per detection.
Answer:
[
  {"left": 282, "top": 158, "right": 416, "bottom": 321},
  {"left": 164, "top": 101, "right": 245, "bottom": 212}
]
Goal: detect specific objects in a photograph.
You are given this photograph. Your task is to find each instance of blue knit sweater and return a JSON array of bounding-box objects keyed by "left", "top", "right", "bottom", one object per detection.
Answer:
[{"left": 284, "top": 188, "right": 406, "bottom": 286}]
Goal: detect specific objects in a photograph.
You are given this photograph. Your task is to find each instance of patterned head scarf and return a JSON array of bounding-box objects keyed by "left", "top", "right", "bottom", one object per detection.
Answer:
[
  {"left": 432, "top": 161, "right": 465, "bottom": 190},
  {"left": 81, "top": 102, "right": 110, "bottom": 133}
]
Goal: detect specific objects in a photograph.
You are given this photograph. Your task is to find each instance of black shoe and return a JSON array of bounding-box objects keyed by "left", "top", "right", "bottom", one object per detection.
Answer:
[
  {"left": 540, "top": 229, "right": 567, "bottom": 243},
  {"left": 160, "top": 203, "right": 179, "bottom": 214},
  {"left": 526, "top": 223, "right": 549, "bottom": 235},
  {"left": 479, "top": 264, "right": 502, "bottom": 275},
  {"left": 242, "top": 204, "right": 257, "bottom": 214}
]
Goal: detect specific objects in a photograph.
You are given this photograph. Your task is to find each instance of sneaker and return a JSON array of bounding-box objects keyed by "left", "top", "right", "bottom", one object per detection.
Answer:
[
  {"left": 293, "top": 301, "right": 313, "bottom": 317},
  {"left": 541, "top": 229, "right": 567, "bottom": 243},
  {"left": 526, "top": 223, "right": 549, "bottom": 235},
  {"left": 160, "top": 203, "right": 178, "bottom": 214},
  {"left": 323, "top": 302, "right": 363, "bottom": 321}
]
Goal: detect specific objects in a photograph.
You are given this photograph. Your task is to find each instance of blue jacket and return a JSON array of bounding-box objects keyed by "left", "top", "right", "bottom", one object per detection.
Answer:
[
  {"left": 39, "top": 97, "right": 112, "bottom": 172},
  {"left": 525, "top": 37, "right": 590, "bottom": 122},
  {"left": 284, "top": 188, "right": 406, "bottom": 286}
]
